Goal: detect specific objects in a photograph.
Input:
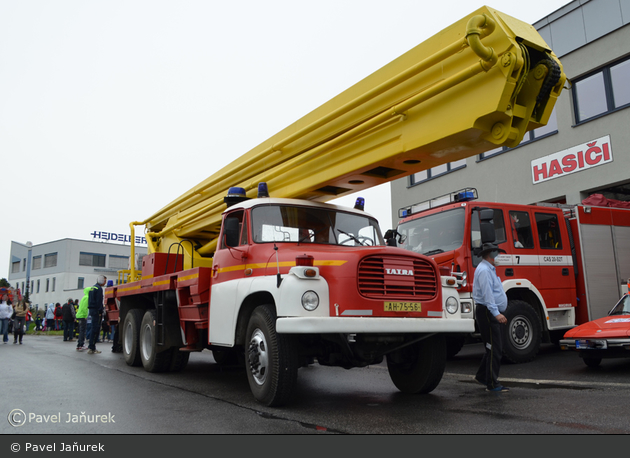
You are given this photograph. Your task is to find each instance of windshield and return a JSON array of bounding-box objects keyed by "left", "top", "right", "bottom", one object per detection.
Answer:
[
  {"left": 251, "top": 205, "right": 384, "bottom": 246},
  {"left": 397, "top": 207, "right": 465, "bottom": 255},
  {"left": 609, "top": 295, "right": 630, "bottom": 315}
]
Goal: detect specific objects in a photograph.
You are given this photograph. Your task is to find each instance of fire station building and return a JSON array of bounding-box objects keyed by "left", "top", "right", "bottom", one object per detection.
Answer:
[{"left": 391, "top": 0, "right": 630, "bottom": 219}]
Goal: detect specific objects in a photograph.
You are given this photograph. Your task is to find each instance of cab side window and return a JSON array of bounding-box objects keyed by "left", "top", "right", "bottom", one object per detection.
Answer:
[
  {"left": 471, "top": 208, "right": 507, "bottom": 267},
  {"left": 509, "top": 211, "right": 534, "bottom": 249},
  {"left": 221, "top": 210, "right": 244, "bottom": 249},
  {"left": 535, "top": 213, "right": 562, "bottom": 249}
]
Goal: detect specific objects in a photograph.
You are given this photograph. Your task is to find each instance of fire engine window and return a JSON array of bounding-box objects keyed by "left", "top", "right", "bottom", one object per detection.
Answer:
[
  {"left": 240, "top": 213, "right": 249, "bottom": 246},
  {"left": 535, "top": 213, "right": 562, "bottom": 250},
  {"left": 509, "top": 211, "right": 534, "bottom": 249},
  {"left": 470, "top": 209, "right": 507, "bottom": 267},
  {"left": 221, "top": 210, "right": 244, "bottom": 249}
]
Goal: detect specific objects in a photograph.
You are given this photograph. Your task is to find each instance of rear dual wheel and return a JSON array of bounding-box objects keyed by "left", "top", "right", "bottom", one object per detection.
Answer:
[{"left": 140, "top": 309, "right": 189, "bottom": 372}]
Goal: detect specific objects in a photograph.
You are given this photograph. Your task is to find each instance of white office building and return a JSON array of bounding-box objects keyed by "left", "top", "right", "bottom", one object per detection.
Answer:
[{"left": 8, "top": 239, "right": 147, "bottom": 312}]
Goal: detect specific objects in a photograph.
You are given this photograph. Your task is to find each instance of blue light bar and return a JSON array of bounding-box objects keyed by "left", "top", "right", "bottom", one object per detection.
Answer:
[{"left": 354, "top": 197, "right": 365, "bottom": 211}]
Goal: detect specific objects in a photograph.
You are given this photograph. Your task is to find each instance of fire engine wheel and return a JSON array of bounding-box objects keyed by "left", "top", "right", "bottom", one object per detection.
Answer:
[
  {"left": 140, "top": 309, "right": 173, "bottom": 373},
  {"left": 213, "top": 348, "right": 240, "bottom": 366},
  {"left": 502, "top": 300, "right": 542, "bottom": 364},
  {"left": 245, "top": 305, "right": 298, "bottom": 407},
  {"left": 122, "top": 309, "right": 143, "bottom": 367},
  {"left": 386, "top": 334, "right": 447, "bottom": 394}
]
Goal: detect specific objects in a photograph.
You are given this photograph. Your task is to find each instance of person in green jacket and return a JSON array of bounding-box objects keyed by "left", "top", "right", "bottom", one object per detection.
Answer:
[{"left": 76, "top": 286, "right": 94, "bottom": 351}]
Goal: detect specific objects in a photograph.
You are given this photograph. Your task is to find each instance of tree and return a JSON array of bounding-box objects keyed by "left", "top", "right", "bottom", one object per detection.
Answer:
[{"left": 0, "top": 278, "right": 10, "bottom": 288}]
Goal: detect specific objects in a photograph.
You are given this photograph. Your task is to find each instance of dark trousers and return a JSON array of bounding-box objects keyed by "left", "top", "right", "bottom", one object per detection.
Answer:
[
  {"left": 76, "top": 318, "right": 87, "bottom": 348},
  {"left": 13, "top": 316, "right": 26, "bottom": 343},
  {"left": 475, "top": 305, "right": 503, "bottom": 389},
  {"left": 88, "top": 309, "right": 102, "bottom": 351},
  {"left": 63, "top": 320, "right": 74, "bottom": 341}
]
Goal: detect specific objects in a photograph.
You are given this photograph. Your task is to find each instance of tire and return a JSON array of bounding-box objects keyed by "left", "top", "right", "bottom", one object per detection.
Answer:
[
  {"left": 386, "top": 334, "right": 447, "bottom": 394},
  {"left": 123, "top": 309, "right": 143, "bottom": 367},
  {"left": 583, "top": 356, "right": 602, "bottom": 368},
  {"left": 213, "top": 348, "right": 240, "bottom": 366},
  {"left": 169, "top": 349, "right": 190, "bottom": 372},
  {"left": 445, "top": 334, "right": 466, "bottom": 359},
  {"left": 245, "top": 305, "right": 298, "bottom": 407},
  {"left": 502, "top": 300, "right": 542, "bottom": 364},
  {"left": 140, "top": 309, "right": 172, "bottom": 373}
]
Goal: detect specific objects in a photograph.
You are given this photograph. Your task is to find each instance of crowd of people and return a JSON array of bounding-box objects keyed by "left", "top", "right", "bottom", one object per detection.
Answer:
[{"left": 0, "top": 275, "right": 113, "bottom": 351}]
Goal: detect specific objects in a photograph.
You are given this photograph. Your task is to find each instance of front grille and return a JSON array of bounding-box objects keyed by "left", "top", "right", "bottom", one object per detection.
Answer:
[{"left": 358, "top": 255, "right": 438, "bottom": 299}]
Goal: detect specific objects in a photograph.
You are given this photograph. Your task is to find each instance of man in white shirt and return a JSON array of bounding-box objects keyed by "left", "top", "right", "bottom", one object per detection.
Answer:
[{"left": 473, "top": 243, "right": 509, "bottom": 392}]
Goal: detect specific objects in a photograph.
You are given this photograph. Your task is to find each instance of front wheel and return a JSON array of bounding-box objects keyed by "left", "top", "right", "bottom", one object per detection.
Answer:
[
  {"left": 502, "top": 300, "right": 542, "bottom": 364},
  {"left": 386, "top": 335, "right": 446, "bottom": 394},
  {"left": 245, "top": 306, "right": 298, "bottom": 407}
]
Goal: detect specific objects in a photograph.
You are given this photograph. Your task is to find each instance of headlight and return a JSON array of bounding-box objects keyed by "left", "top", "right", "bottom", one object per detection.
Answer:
[
  {"left": 445, "top": 296, "right": 459, "bottom": 314},
  {"left": 461, "top": 301, "right": 472, "bottom": 313},
  {"left": 301, "top": 291, "right": 320, "bottom": 311}
]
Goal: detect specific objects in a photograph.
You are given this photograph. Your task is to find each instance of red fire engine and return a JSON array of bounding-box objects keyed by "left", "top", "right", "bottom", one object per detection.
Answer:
[{"left": 393, "top": 189, "right": 630, "bottom": 363}]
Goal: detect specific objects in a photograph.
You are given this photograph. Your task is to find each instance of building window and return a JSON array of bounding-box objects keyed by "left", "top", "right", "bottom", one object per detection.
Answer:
[
  {"left": 23, "top": 258, "right": 26, "bottom": 271},
  {"left": 46, "top": 278, "right": 50, "bottom": 293},
  {"left": 11, "top": 261, "right": 20, "bottom": 274},
  {"left": 109, "top": 255, "right": 129, "bottom": 269},
  {"left": 37, "top": 279, "right": 40, "bottom": 293},
  {"left": 573, "top": 56, "right": 630, "bottom": 124},
  {"left": 410, "top": 158, "right": 467, "bottom": 185},
  {"left": 78, "top": 277, "right": 84, "bottom": 289},
  {"left": 44, "top": 253, "right": 57, "bottom": 268},
  {"left": 79, "top": 252, "right": 106, "bottom": 267},
  {"left": 52, "top": 277, "right": 56, "bottom": 292},
  {"left": 480, "top": 108, "right": 558, "bottom": 160},
  {"left": 32, "top": 255, "right": 42, "bottom": 270}
]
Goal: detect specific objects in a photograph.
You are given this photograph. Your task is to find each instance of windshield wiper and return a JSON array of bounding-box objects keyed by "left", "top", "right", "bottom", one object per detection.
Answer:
[
  {"left": 422, "top": 249, "right": 444, "bottom": 256},
  {"left": 337, "top": 229, "right": 365, "bottom": 246}
]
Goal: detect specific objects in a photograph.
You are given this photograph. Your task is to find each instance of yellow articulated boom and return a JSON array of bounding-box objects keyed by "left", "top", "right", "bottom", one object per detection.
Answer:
[{"left": 128, "top": 6, "right": 565, "bottom": 279}]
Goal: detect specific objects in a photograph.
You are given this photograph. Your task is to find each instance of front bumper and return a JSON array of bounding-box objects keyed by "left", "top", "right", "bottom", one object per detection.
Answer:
[
  {"left": 560, "top": 338, "right": 630, "bottom": 350},
  {"left": 276, "top": 316, "right": 475, "bottom": 334}
]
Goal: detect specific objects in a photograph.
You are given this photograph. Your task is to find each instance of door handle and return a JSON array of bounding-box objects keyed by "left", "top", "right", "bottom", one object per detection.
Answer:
[
  {"left": 505, "top": 268, "right": 514, "bottom": 277},
  {"left": 562, "top": 268, "right": 569, "bottom": 276}
]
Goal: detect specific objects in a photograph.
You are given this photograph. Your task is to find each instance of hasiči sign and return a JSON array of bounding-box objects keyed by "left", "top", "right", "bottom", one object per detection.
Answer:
[{"left": 531, "top": 135, "right": 612, "bottom": 184}]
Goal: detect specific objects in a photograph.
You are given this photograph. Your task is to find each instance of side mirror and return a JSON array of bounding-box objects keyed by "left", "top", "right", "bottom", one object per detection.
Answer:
[
  {"left": 224, "top": 217, "right": 240, "bottom": 248},
  {"left": 479, "top": 209, "right": 496, "bottom": 244}
]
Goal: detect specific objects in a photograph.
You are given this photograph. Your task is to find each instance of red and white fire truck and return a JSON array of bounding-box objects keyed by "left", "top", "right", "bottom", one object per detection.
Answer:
[
  {"left": 394, "top": 190, "right": 630, "bottom": 363},
  {"left": 102, "top": 6, "right": 566, "bottom": 406}
]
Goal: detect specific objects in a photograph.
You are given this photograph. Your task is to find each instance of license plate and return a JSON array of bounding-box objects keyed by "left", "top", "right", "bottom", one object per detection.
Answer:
[
  {"left": 384, "top": 302, "right": 421, "bottom": 312},
  {"left": 576, "top": 339, "right": 607, "bottom": 350}
]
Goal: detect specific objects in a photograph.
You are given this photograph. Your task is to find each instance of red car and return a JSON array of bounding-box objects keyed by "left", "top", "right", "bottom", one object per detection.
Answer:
[{"left": 560, "top": 293, "right": 630, "bottom": 367}]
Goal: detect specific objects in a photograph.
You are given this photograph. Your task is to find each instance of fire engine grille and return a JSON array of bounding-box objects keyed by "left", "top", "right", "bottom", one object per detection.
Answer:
[{"left": 358, "top": 255, "right": 438, "bottom": 300}]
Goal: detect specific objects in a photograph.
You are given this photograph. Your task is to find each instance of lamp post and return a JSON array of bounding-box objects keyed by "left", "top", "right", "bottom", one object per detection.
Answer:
[{"left": 25, "top": 241, "right": 32, "bottom": 302}]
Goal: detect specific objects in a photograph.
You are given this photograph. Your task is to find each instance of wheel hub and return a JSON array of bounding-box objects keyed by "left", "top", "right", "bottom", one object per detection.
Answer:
[
  {"left": 510, "top": 317, "right": 531, "bottom": 349},
  {"left": 248, "top": 329, "right": 268, "bottom": 385}
]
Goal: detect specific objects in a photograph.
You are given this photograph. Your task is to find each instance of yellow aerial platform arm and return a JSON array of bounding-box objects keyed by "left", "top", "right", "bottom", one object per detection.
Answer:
[{"left": 127, "top": 6, "right": 566, "bottom": 279}]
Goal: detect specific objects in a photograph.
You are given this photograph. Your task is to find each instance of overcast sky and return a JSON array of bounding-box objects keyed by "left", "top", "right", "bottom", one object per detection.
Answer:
[{"left": 1, "top": 0, "right": 571, "bottom": 280}]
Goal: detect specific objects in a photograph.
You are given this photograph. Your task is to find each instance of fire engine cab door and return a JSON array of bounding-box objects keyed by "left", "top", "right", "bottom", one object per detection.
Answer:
[
  {"left": 209, "top": 210, "right": 249, "bottom": 345},
  {"left": 532, "top": 211, "right": 575, "bottom": 310}
]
